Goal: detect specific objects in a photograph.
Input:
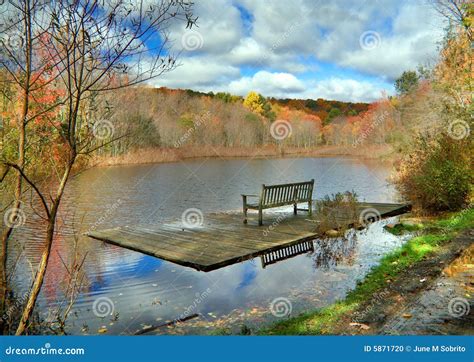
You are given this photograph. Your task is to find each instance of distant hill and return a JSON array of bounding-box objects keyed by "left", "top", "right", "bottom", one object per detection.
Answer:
[
  {"left": 153, "top": 87, "right": 369, "bottom": 125},
  {"left": 270, "top": 98, "right": 369, "bottom": 125}
]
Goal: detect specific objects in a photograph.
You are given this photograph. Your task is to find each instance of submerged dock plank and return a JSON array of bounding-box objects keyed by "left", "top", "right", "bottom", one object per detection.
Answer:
[{"left": 87, "top": 202, "right": 411, "bottom": 272}]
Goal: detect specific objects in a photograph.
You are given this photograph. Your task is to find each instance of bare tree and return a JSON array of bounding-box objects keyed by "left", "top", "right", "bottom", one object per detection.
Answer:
[
  {"left": 432, "top": 0, "right": 472, "bottom": 40},
  {"left": 1, "top": 0, "right": 195, "bottom": 334},
  {"left": 0, "top": 0, "right": 69, "bottom": 330}
]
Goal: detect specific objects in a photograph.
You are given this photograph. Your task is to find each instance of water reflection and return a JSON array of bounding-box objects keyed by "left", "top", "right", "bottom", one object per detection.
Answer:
[
  {"left": 312, "top": 231, "right": 358, "bottom": 270},
  {"left": 5, "top": 157, "right": 403, "bottom": 334},
  {"left": 261, "top": 240, "right": 315, "bottom": 268}
]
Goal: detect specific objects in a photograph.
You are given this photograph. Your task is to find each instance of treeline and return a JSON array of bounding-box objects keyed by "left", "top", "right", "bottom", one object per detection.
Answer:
[
  {"left": 97, "top": 87, "right": 369, "bottom": 156},
  {"left": 270, "top": 98, "right": 368, "bottom": 126},
  {"left": 155, "top": 87, "right": 368, "bottom": 125}
]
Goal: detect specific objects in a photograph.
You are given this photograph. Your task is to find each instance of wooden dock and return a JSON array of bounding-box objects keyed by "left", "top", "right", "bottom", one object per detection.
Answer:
[{"left": 87, "top": 202, "right": 411, "bottom": 272}]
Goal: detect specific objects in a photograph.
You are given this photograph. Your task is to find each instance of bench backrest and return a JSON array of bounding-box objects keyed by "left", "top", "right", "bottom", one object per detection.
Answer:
[{"left": 260, "top": 179, "right": 314, "bottom": 207}]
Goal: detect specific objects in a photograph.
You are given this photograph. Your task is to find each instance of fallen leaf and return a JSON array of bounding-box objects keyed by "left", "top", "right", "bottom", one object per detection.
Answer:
[
  {"left": 402, "top": 313, "right": 412, "bottom": 319},
  {"left": 419, "top": 278, "right": 426, "bottom": 282},
  {"left": 98, "top": 327, "right": 108, "bottom": 334},
  {"left": 349, "top": 322, "right": 370, "bottom": 330}
]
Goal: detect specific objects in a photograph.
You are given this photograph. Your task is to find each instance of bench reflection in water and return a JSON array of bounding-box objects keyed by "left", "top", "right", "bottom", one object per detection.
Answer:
[{"left": 259, "top": 230, "right": 357, "bottom": 270}]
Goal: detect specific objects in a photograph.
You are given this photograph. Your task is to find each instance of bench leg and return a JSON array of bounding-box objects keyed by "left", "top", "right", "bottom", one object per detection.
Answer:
[
  {"left": 308, "top": 200, "right": 312, "bottom": 216},
  {"left": 294, "top": 203, "right": 297, "bottom": 215},
  {"left": 258, "top": 208, "right": 263, "bottom": 226},
  {"left": 242, "top": 196, "right": 248, "bottom": 224}
]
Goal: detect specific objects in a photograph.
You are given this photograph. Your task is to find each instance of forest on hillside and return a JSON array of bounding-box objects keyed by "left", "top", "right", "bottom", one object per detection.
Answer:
[
  {"left": 0, "top": 1, "right": 471, "bottom": 167},
  {"left": 57, "top": 14, "right": 471, "bottom": 164},
  {"left": 92, "top": 87, "right": 369, "bottom": 156}
]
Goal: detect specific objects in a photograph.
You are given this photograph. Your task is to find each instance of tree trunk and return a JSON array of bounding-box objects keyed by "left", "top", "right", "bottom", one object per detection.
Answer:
[
  {"left": 14, "top": 209, "right": 55, "bottom": 335},
  {"left": 15, "top": 160, "right": 72, "bottom": 335},
  {"left": 0, "top": 0, "right": 32, "bottom": 333}
]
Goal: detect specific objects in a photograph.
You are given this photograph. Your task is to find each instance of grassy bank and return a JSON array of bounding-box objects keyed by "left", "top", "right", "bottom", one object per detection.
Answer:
[
  {"left": 91, "top": 144, "right": 394, "bottom": 167},
  {"left": 262, "top": 207, "right": 474, "bottom": 335}
]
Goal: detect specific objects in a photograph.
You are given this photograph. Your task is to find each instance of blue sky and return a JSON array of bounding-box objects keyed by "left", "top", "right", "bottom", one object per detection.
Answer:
[{"left": 152, "top": 0, "right": 445, "bottom": 102}]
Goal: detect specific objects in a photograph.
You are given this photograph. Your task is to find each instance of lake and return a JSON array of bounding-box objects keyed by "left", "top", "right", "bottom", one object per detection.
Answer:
[{"left": 8, "top": 156, "right": 408, "bottom": 334}]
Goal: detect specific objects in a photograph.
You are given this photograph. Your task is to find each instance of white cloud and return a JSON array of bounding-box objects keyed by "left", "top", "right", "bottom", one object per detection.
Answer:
[
  {"left": 170, "top": 0, "right": 242, "bottom": 54},
  {"left": 221, "top": 37, "right": 311, "bottom": 73},
  {"left": 152, "top": 57, "right": 240, "bottom": 89},
  {"left": 226, "top": 74, "right": 389, "bottom": 103},
  {"left": 335, "top": 3, "right": 444, "bottom": 79},
  {"left": 149, "top": 0, "right": 445, "bottom": 102},
  {"left": 167, "top": 68, "right": 389, "bottom": 103},
  {"left": 227, "top": 71, "right": 306, "bottom": 97},
  {"left": 306, "top": 78, "right": 389, "bottom": 102}
]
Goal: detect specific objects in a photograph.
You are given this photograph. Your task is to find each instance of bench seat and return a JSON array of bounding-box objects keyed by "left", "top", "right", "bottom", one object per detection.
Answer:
[{"left": 242, "top": 179, "right": 314, "bottom": 225}]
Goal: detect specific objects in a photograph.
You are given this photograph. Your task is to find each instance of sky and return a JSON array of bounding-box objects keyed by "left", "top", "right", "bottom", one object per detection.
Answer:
[{"left": 151, "top": 0, "right": 446, "bottom": 103}]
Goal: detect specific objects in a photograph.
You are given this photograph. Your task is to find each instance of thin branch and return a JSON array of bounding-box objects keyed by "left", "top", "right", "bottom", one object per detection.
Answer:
[{"left": 2, "top": 162, "right": 50, "bottom": 218}]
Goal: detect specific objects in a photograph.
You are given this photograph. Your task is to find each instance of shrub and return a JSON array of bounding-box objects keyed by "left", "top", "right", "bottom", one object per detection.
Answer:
[
  {"left": 315, "top": 191, "right": 359, "bottom": 233},
  {"left": 394, "top": 133, "right": 472, "bottom": 213}
]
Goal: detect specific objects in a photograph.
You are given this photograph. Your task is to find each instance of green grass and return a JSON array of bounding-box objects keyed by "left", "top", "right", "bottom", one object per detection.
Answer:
[
  {"left": 262, "top": 208, "right": 474, "bottom": 335},
  {"left": 384, "top": 222, "right": 423, "bottom": 235}
]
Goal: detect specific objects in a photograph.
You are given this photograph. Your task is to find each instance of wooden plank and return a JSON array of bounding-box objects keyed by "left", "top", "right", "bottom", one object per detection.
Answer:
[
  {"left": 87, "top": 202, "right": 411, "bottom": 272},
  {"left": 116, "top": 227, "right": 251, "bottom": 257},
  {"left": 89, "top": 230, "right": 218, "bottom": 268}
]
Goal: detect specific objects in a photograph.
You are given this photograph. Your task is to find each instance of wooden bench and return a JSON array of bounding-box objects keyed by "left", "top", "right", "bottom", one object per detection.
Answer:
[{"left": 242, "top": 179, "right": 314, "bottom": 226}]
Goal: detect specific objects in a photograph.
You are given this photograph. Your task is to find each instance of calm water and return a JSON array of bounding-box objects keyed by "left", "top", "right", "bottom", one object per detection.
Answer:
[{"left": 7, "top": 156, "right": 407, "bottom": 334}]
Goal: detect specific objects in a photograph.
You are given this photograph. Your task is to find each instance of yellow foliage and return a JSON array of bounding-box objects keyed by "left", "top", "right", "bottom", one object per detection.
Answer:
[
  {"left": 243, "top": 91, "right": 264, "bottom": 115},
  {"left": 435, "top": 30, "right": 472, "bottom": 107}
]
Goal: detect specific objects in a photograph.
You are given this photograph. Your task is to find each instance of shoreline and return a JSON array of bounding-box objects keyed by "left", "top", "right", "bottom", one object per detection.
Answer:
[
  {"left": 91, "top": 144, "right": 394, "bottom": 168},
  {"left": 261, "top": 209, "right": 474, "bottom": 336}
]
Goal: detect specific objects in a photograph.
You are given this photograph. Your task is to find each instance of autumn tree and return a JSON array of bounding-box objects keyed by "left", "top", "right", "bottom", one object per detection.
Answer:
[
  {"left": 394, "top": 0, "right": 473, "bottom": 213},
  {"left": 243, "top": 91, "right": 276, "bottom": 121},
  {"left": 1, "top": 0, "right": 196, "bottom": 335},
  {"left": 0, "top": 0, "right": 68, "bottom": 332},
  {"left": 395, "top": 71, "right": 420, "bottom": 94}
]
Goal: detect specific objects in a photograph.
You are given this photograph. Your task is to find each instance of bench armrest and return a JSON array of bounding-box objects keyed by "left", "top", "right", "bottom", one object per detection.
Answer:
[{"left": 241, "top": 194, "right": 259, "bottom": 197}]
